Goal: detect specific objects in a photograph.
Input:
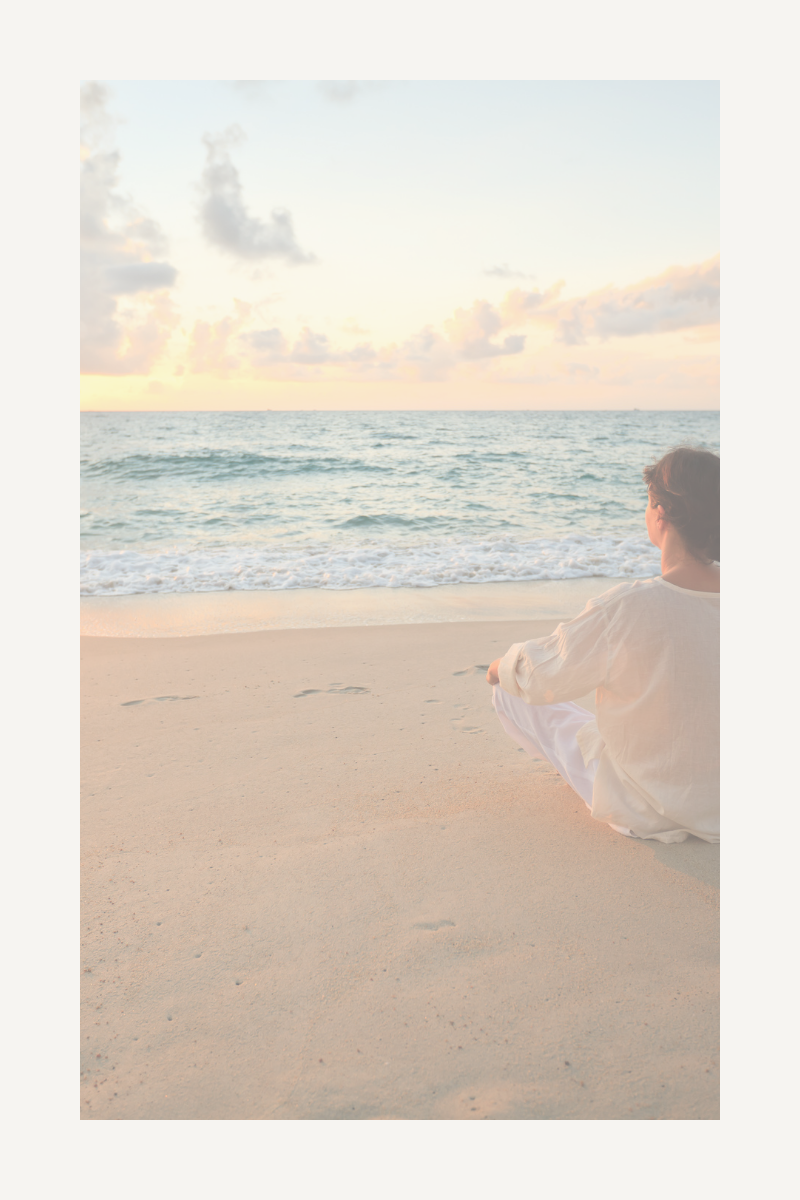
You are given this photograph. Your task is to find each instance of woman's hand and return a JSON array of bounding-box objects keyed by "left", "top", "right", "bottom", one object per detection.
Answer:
[{"left": 486, "top": 659, "right": 501, "bottom": 685}]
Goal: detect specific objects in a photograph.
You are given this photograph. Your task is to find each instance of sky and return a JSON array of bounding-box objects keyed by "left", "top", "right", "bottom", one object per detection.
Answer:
[{"left": 80, "top": 80, "right": 719, "bottom": 411}]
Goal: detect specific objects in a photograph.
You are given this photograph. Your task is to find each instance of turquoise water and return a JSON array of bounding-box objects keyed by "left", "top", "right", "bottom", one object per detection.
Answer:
[{"left": 80, "top": 410, "right": 719, "bottom": 595}]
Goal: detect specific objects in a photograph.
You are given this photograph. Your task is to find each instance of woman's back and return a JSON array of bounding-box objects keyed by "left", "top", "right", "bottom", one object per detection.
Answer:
[
  {"left": 587, "top": 578, "right": 719, "bottom": 841},
  {"left": 490, "top": 444, "right": 720, "bottom": 843},
  {"left": 497, "top": 577, "right": 720, "bottom": 842}
]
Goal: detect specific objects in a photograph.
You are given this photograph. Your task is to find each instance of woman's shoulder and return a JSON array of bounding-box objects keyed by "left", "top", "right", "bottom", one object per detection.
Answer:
[
  {"left": 585, "top": 578, "right": 661, "bottom": 609},
  {"left": 566, "top": 579, "right": 658, "bottom": 630},
  {"left": 586, "top": 577, "right": 719, "bottom": 620}
]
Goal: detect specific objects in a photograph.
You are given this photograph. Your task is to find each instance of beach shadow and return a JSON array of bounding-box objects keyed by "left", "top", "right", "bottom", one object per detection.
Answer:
[{"left": 631, "top": 836, "right": 719, "bottom": 889}]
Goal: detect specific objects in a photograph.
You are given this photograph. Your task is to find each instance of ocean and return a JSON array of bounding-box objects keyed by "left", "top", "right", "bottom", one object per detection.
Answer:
[{"left": 81, "top": 410, "right": 719, "bottom": 599}]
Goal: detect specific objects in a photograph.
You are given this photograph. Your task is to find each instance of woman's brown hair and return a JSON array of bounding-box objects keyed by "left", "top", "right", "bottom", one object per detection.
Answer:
[{"left": 643, "top": 445, "right": 720, "bottom": 563}]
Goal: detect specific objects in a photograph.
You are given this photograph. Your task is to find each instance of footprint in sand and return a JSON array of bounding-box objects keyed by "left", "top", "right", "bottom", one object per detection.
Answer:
[
  {"left": 294, "top": 685, "right": 370, "bottom": 698},
  {"left": 412, "top": 920, "right": 456, "bottom": 931},
  {"left": 452, "top": 665, "right": 490, "bottom": 676},
  {"left": 451, "top": 706, "right": 484, "bottom": 734},
  {"left": 121, "top": 695, "right": 199, "bottom": 707}
]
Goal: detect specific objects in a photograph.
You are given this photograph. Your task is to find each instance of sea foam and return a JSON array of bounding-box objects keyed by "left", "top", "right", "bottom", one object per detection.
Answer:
[{"left": 80, "top": 534, "right": 662, "bottom": 596}]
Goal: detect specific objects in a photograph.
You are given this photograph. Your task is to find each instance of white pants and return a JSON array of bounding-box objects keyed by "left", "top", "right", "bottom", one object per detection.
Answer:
[{"left": 491, "top": 685, "right": 636, "bottom": 837}]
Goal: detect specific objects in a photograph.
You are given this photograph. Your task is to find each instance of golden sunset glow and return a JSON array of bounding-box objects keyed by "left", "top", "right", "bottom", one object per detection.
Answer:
[{"left": 81, "top": 81, "right": 719, "bottom": 411}]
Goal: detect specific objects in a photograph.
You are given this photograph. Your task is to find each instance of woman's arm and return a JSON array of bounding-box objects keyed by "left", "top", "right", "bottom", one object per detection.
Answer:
[{"left": 488, "top": 597, "right": 610, "bottom": 704}]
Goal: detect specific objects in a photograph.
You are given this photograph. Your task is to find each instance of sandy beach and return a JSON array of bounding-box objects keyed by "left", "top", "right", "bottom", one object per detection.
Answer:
[{"left": 81, "top": 615, "right": 719, "bottom": 1120}]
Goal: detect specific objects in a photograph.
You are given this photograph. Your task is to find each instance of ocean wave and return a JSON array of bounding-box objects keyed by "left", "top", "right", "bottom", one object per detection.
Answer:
[
  {"left": 339, "top": 513, "right": 442, "bottom": 528},
  {"left": 80, "top": 534, "right": 662, "bottom": 596},
  {"left": 82, "top": 452, "right": 386, "bottom": 482}
]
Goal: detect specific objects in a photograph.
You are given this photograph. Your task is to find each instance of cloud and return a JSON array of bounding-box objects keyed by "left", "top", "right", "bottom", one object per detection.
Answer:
[
  {"left": 341, "top": 317, "right": 370, "bottom": 335},
  {"left": 242, "top": 327, "right": 288, "bottom": 355},
  {"left": 367, "top": 305, "right": 525, "bottom": 383},
  {"left": 563, "top": 362, "right": 600, "bottom": 379},
  {"left": 484, "top": 263, "right": 534, "bottom": 280},
  {"left": 499, "top": 283, "right": 564, "bottom": 326},
  {"left": 443, "top": 300, "right": 526, "bottom": 359},
  {"left": 182, "top": 256, "right": 718, "bottom": 386},
  {"left": 196, "top": 294, "right": 521, "bottom": 384},
  {"left": 240, "top": 326, "right": 376, "bottom": 367},
  {"left": 198, "top": 128, "right": 315, "bottom": 264},
  {"left": 81, "top": 83, "right": 179, "bottom": 375},
  {"left": 186, "top": 317, "right": 376, "bottom": 375},
  {"left": 480, "top": 260, "right": 718, "bottom": 347},
  {"left": 548, "top": 257, "right": 720, "bottom": 345},
  {"left": 187, "top": 300, "right": 252, "bottom": 377},
  {"left": 290, "top": 328, "right": 336, "bottom": 364},
  {"left": 80, "top": 80, "right": 118, "bottom": 144},
  {"left": 389, "top": 327, "right": 453, "bottom": 380},
  {"left": 105, "top": 262, "right": 178, "bottom": 294}
]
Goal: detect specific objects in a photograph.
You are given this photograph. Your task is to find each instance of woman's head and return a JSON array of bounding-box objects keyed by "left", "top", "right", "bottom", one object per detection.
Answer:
[{"left": 643, "top": 445, "right": 720, "bottom": 563}]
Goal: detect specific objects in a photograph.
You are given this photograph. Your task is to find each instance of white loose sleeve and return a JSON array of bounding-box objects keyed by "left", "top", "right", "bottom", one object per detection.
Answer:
[{"left": 497, "top": 597, "right": 610, "bottom": 705}]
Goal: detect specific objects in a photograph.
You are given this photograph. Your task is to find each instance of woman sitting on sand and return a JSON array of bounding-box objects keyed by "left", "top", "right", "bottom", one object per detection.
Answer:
[{"left": 486, "top": 445, "right": 719, "bottom": 844}]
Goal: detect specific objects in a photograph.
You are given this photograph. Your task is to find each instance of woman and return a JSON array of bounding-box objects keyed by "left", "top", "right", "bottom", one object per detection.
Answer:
[{"left": 486, "top": 445, "right": 720, "bottom": 844}]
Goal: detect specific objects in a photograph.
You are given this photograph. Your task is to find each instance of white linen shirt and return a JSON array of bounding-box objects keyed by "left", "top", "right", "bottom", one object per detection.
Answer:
[{"left": 497, "top": 578, "right": 719, "bottom": 843}]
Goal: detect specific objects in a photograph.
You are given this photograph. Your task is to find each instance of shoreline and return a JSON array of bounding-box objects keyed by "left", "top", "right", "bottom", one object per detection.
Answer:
[{"left": 80, "top": 576, "right": 634, "bottom": 638}]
